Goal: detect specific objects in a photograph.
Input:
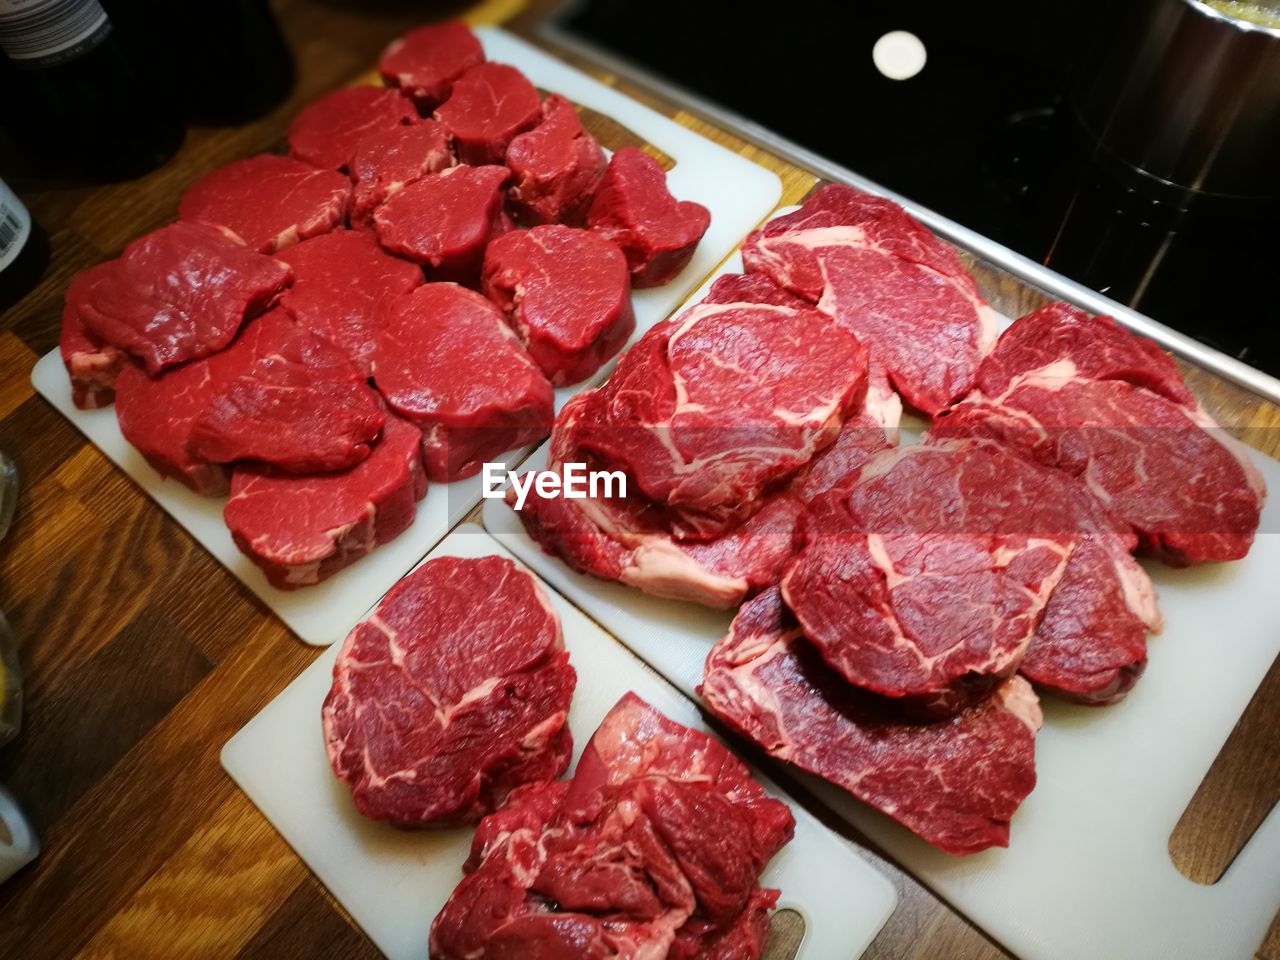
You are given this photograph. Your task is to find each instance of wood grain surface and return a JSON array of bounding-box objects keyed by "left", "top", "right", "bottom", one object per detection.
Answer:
[{"left": 0, "top": 1, "right": 1276, "bottom": 958}]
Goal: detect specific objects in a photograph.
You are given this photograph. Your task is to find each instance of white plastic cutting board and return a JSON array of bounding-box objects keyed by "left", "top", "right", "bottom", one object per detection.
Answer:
[
  {"left": 221, "top": 526, "right": 898, "bottom": 960},
  {"left": 30, "top": 27, "right": 782, "bottom": 647},
  {"left": 483, "top": 264, "right": 1280, "bottom": 960}
]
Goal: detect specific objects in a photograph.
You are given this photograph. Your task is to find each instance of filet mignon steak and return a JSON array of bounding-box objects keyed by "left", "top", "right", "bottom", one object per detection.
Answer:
[
  {"left": 570, "top": 287, "right": 868, "bottom": 539},
  {"left": 782, "top": 438, "right": 1075, "bottom": 715},
  {"left": 506, "top": 94, "right": 607, "bottom": 226},
  {"left": 322, "top": 554, "right": 576, "bottom": 825},
  {"left": 189, "top": 309, "right": 386, "bottom": 474},
  {"left": 742, "top": 184, "right": 999, "bottom": 416},
  {"left": 586, "top": 147, "right": 711, "bottom": 288},
  {"left": 287, "top": 85, "right": 417, "bottom": 171},
  {"left": 224, "top": 409, "right": 425, "bottom": 589},
  {"left": 373, "top": 164, "right": 511, "bottom": 283},
  {"left": 429, "top": 692, "right": 793, "bottom": 960},
  {"left": 349, "top": 120, "right": 454, "bottom": 228},
  {"left": 700, "top": 588, "right": 1042, "bottom": 855},
  {"left": 433, "top": 61, "right": 542, "bottom": 165},
  {"left": 373, "top": 283, "right": 554, "bottom": 482},
  {"left": 59, "top": 263, "right": 127, "bottom": 409},
  {"left": 378, "top": 20, "right": 485, "bottom": 110},
  {"left": 73, "top": 221, "right": 292, "bottom": 374},
  {"left": 276, "top": 230, "right": 423, "bottom": 376},
  {"left": 482, "top": 224, "right": 635, "bottom": 386},
  {"left": 114, "top": 355, "right": 235, "bottom": 497},
  {"left": 179, "top": 154, "right": 351, "bottom": 254}
]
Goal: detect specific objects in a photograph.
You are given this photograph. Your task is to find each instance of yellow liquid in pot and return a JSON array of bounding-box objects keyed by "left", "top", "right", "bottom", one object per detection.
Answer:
[{"left": 1205, "top": 1, "right": 1280, "bottom": 27}]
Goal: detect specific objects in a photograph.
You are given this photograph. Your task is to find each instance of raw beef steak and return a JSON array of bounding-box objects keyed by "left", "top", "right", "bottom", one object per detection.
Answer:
[
  {"left": 323, "top": 554, "right": 575, "bottom": 825},
  {"left": 514, "top": 394, "right": 806, "bottom": 609},
  {"left": 378, "top": 20, "right": 485, "bottom": 110},
  {"left": 189, "top": 309, "right": 386, "bottom": 474},
  {"left": 433, "top": 62, "right": 542, "bottom": 165},
  {"left": 1015, "top": 484, "right": 1161, "bottom": 705},
  {"left": 60, "top": 263, "right": 127, "bottom": 409},
  {"left": 587, "top": 147, "right": 711, "bottom": 288},
  {"left": 482, "top": 224, "right": 634, "bottom": 386},
  {"left": 570, "top": 288, "right": 868, "bottom": 539},
  {"left": 349, "top": 120, "right": 453, "bottom": 228},
  {"left": 288, "top": 85, "right": 417, "bottom": 171},
  {"left": 506, "top": 94, "right": 607, "bottom": 226},
  {"left": 791, "top": 361, "right": 902, "bottom": 502},
  {"left": 374, "top": 164, "right": 510, "bottom": 282},
  {"left": 73, "top": 221, "right": 292, "bottom": 374},
  {"left": 276, "top": 230, "right": 422, "bottom": 375},
  {"left": 372, "top": 283, "right": 554, "bottom": 482},
  {"left": 742, "top": 184, "right": 999, "bottom": 415},
  {"left": 179, "top": 154, "right": 351, "bottom": 254},
  {"left": 701, "top": 271, "right": 811, "bottom": 308},
  {"left": 783, "top": 439, "right": 1075, "bottom": 715},
  {"left": 700, "top": 588, "right": 1042, "bottom": 855},
  {"left": 430, "top": 693, "right": 793, "bottom": 960},
  {"left": 972, "top": 301, "right": 1194, "bottom": 406},
  {"left": 935, "top": 303, "right": 1266, "bottom": 564},
  {"left": 224, "top": 410, "right": 425, "bottom": 589},
  {"left": 114, "top": 356, "right": 235, "bottom": 496}
]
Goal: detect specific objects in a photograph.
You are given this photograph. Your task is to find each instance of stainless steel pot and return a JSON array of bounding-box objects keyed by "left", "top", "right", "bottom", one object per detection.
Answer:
[{"left": 1071, "top": 0, "right": 1280, "bottom": 200}]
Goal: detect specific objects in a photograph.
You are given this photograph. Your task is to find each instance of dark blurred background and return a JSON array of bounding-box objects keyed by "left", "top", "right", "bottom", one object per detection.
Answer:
[{"left": 552, "top": 0, "right": 1280, "bottom": 379}]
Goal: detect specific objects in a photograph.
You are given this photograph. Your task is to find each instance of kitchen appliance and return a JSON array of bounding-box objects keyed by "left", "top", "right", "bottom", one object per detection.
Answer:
[{"left": 547, "top": 0, "right": 1280, "bottom": 388}]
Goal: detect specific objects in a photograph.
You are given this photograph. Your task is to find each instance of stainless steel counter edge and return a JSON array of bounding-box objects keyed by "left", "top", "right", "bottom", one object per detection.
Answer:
[{"left": 539, "top": 23, "right": 1280, "bottom": 410}]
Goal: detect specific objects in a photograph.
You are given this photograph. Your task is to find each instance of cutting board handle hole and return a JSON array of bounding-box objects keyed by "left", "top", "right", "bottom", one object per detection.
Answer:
[
  {"left": 764, "top": 907, "right": 806, "bottom": 959},
  {"left": 1167, "top": 656, "right": 1280, "bottom": 885}
]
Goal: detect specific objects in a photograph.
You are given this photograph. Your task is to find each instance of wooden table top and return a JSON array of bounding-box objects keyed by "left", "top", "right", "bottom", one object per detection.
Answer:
[{"left": 0, "top": 1, "right": 1276, "bottom": 958}]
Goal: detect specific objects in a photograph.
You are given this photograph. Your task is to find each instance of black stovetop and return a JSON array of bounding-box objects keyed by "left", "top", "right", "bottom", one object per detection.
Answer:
[{"left": 552, "top": 0, "right": 1280, "bottom": 379}]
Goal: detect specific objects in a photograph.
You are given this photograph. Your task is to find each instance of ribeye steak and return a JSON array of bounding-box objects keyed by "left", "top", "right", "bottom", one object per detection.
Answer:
[
  {"left": 323, "top": 554, "right": 575, "bottom": 825},
  {"left": 429, "top": 693, "right": 793, "bottom": 959},
  {"left": 782, "top": 438, "right": 1075, "bottom": 715},
  {"left": 569, "top": 284, "right": 869, "bottom": 539},
  {"left": 700, "top": 588, "right": 1042, "bottom": 855},
  {"left": 934, "top": 302, "right": 1266, "bottom": 565},
  {"left": 742, "top": 184, "right": 998, "bottom": 416}
]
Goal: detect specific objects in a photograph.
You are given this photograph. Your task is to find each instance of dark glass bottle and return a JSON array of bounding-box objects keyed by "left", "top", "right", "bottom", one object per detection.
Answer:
[
  {"left": 0, "top": 178, "right": 49, "bottom": 313},
  {"left": 102, "top": 0, "right": 294, "bottom": 125},
  {"left": 0, "top": 0, "right": 185, "bottom": 181}
]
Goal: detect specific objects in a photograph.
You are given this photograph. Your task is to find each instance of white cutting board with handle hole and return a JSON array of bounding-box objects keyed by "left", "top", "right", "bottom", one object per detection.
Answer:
[
  {"left": 483, "top": 252, "right": 1280, "bottom": 959},
  {"left": 30, "top": 26, "right": 781, "bottom": 648},
  {"left": 221, "top": 526, "right": 898, "bottom": 960}
]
